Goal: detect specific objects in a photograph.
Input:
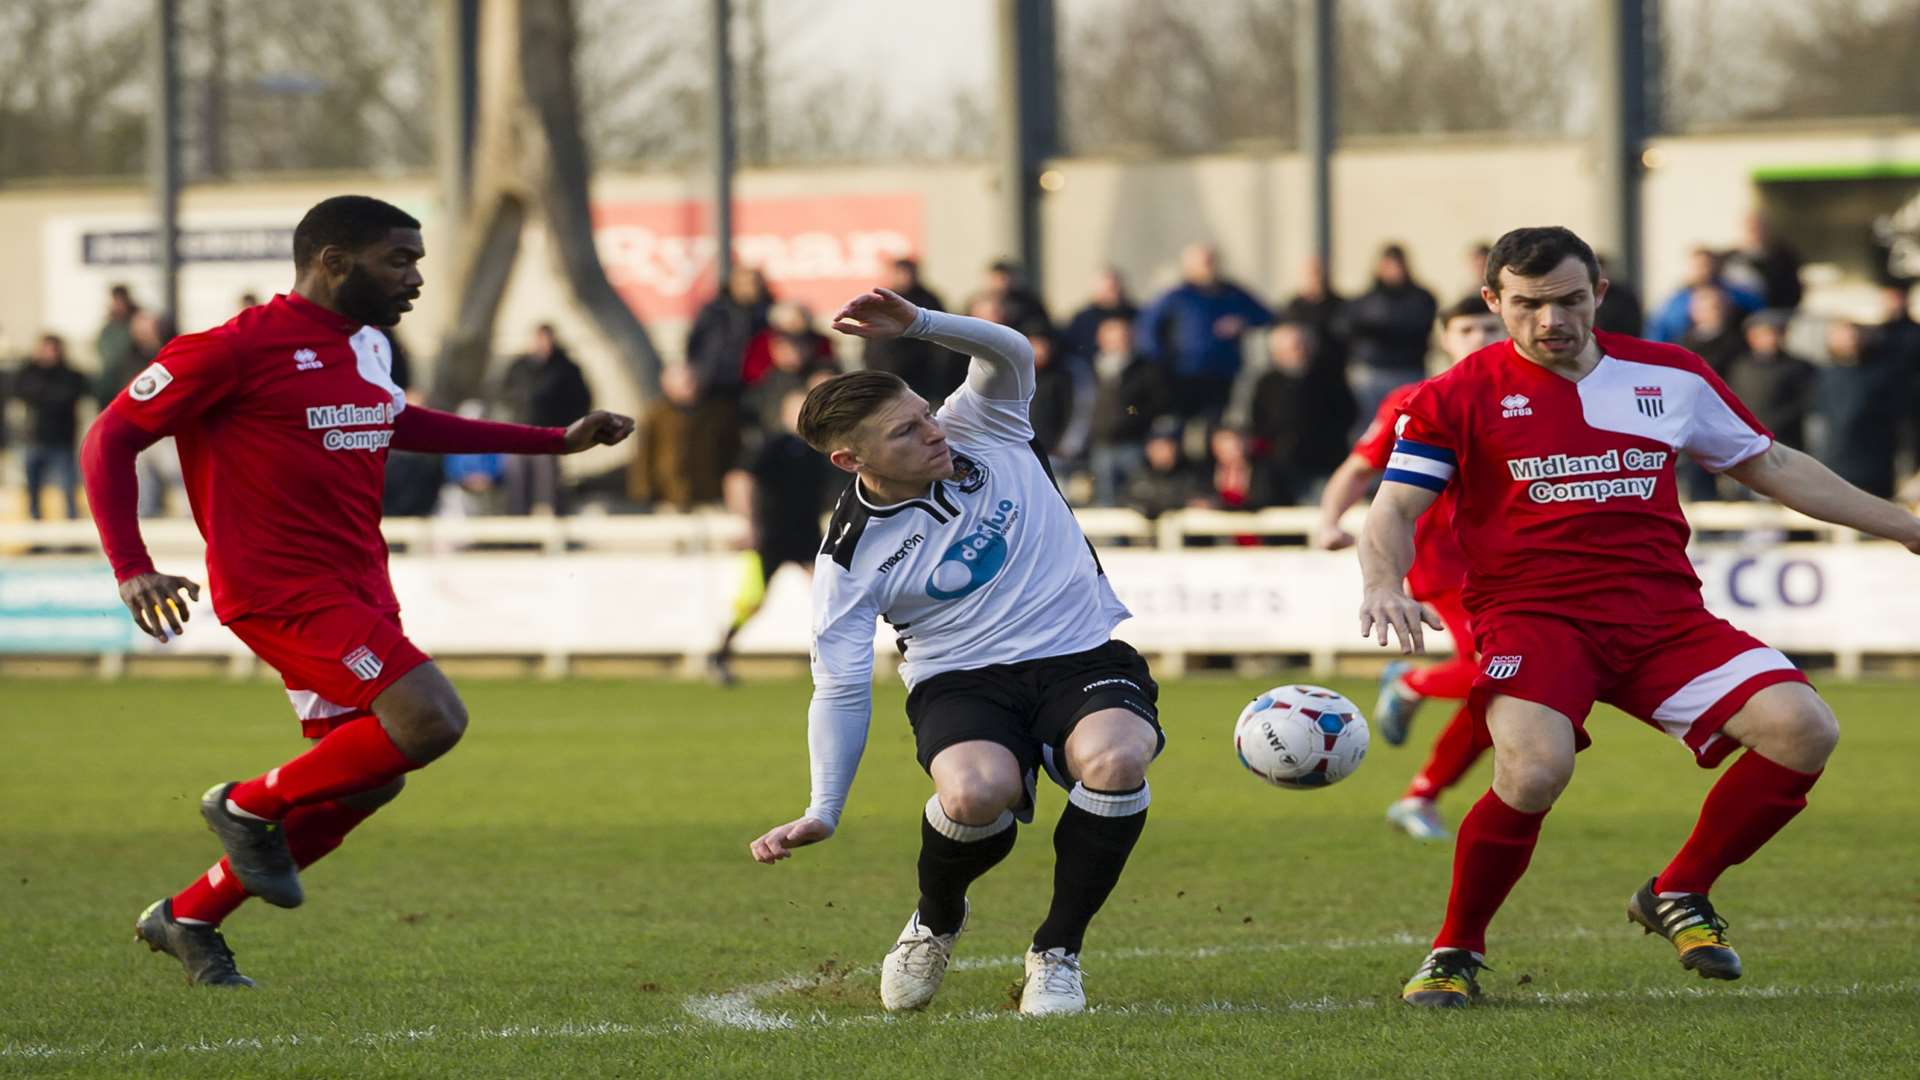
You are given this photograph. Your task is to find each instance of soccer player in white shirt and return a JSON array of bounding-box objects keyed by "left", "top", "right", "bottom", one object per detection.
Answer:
[{"left": 748, "top": 288, "right": 1164, "bottom": 1016}]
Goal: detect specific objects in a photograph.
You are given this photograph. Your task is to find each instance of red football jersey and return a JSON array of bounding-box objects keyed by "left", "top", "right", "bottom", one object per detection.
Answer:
[
  {"left": 1386, "top": 331, "right": 1772, "bottom": 625},
  {"left": 105, "top": 293, "right": 408, "bottom": 621},
  {"left": 1353, "top": 382, "right": 1467, "bottom": 599}
]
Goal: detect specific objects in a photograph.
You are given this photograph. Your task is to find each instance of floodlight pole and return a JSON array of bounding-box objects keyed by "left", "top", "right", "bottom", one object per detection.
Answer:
[
  {"left": 1297, "top": 0, "right": 1336, "bottom": 279},
  {"left": 711, "top": 0, "right": 736, "bottom": 288},
  {"left": 1597, "top": 0, "right": 1655, "bottom": 286},
  {"left": 151, "top": 0, "right": 182, "bottom": 319},
  {"left": 994, "top": 0, "right": 1057, "bottom": 285}
]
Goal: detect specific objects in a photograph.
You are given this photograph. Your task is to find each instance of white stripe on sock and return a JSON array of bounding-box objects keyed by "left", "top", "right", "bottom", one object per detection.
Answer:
[
  {"left": 1067, "top": 782, "right": 1151, "bottom": 818},
  {"left": 924, "top": 794, "right": 1014, "bottom": 842},
  {"left": 225, "top": 798, "right": 270, "bottom": 821}
]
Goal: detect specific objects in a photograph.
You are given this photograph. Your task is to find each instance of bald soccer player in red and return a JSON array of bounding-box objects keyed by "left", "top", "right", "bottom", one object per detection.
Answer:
[{"left": 83, "top": 195, "right": 634, "bottom": 987}]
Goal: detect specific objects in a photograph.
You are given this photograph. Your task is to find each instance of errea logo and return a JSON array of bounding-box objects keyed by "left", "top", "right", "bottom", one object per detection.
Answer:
[
  {"left": 1500, "top": 394, "right": 1533, "bottom": 418},
  {"left": 294, "top": 348, "right": 322, "bottom": 371}
]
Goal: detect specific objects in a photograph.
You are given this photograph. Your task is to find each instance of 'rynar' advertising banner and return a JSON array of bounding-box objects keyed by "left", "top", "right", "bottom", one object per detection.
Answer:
[{"left": 592, "top": 194, "right": 922, "bottom": 321}]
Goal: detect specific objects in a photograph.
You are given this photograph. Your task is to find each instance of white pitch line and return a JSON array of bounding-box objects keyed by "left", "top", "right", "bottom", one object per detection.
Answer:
[
  {"left": 681, "top": 914, "right": 1920, "bottom": 1031},
  {"left": 7, "top": 981, "right": 1917, "bottom": 1062}
]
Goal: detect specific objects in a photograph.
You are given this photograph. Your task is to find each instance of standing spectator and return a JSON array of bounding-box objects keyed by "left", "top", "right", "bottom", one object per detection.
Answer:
[
  {"left": 1817, "top": 319, "right": 1902, "bottom": 498},
  {"left": 1463, "top": 241, "right": 1492, "bottom": 297},
  {"left": 127, "top": 309, "right": 178, "bottom": 517},
  {"left": 1125, "top": 424, "right": 1200, "bottom": 519},
  {"left": 438, "top": 401, "right": 508, "bottom": 520},
  {"left": 1086, "top": 314, "right": 1170, "bottom": 507},
  {"left": 1062, "top": 268, "right": 1138, "bottom": 361},
  {"left": 14, "top": 333, "right": 93, "bottom": 520},
  {"left": 1279, "top": 254, "right": 1349, "bottom": 374},
  {"left": 682, "top": 266, "right": 772, "bottom": 505},
  {"left": 499, "top": 324, "right": 593, "bottom": 515},
  {"left": 1025, "top": 327, "right": 1094, "bottom": 475},
  {"left": 1136, "top": 243, "right": 1273, "bottom": 427},
  {"left": 1724, "top": 311, "right": 1817, "bottom": 451},
  {"left": 1723, "top": 212, "right": 1804, "bottom": 312},
  {"left": 382, "top": 388, "right": 444, "bottom": 519},
  {"left": 95, "top": 284, "right": 142, "bottom": 399},
  {"left": 1200, "top": 428, "right": 1260, "bottom": 521},
  {"left": 744, "top": 329, "right": 839, "bottom": 436},
  {"left": 1246, "top": 322, "right": 1356, "bottom": 505},
  {"left": 1345, "top": 243, "right": 1437, "bottom": 429},
  {"left": 742, "top": 303, "right": 834, "bottom": 389},
  {"left": 978, "top": 258, "right": 1050, "bottom": 332},
  {"left": 1870, "top": 282, "right": 1920, "bottom": 478},
  {"left": 1593, "top": 253, "right": 1645, "bottom": 337},
  {"left": 1677, "top": 286, "right": 1745, "bottom": 375},
  {"left": 1647, "top": 246, "right": 1763, "bottom": 343},
  {"left": 860, "top": 259, "right": 955, "bottom": 403}
]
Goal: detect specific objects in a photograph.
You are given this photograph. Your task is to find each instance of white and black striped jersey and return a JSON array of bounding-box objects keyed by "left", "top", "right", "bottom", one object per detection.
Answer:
[{"left": 801, "top": 309, "right": 1131, "bottom": 828}]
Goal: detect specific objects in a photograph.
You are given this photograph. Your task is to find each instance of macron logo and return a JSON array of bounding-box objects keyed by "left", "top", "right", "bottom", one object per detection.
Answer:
[
  {"left": 294, "top": 348, "right": 322, "bottom": 371},
  {"left": 1500, "top": 394, "right": 1533, "bottom": 418}
]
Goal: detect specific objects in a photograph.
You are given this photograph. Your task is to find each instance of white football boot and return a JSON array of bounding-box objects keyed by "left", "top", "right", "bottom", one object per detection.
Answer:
[
  {"left": 879, "top": 901, "right": 967, "bottom": 1012},
  {"left": 1020, "top": 947, "right": 1086, "bottom": 1016}
]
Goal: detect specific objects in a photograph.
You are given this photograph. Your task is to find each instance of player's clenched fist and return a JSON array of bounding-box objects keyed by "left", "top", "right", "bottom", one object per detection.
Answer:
[
  {"left": 562, "top": 410, "right": 637, "bottom": 452},
  {"left": 1359, "top": 585, "right": 1442, "bottom": 655},
  {"left": 749, "top": 817, "right": 834, "bottom": 864},
  {"left": 118, "top": 571, "right": 201, "bottom": 643}
]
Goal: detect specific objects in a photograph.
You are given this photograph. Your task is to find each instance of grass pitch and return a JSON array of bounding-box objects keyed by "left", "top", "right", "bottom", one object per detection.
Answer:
[{"left": 1, "top": 674, "right": 1916, "bottom": 1078}]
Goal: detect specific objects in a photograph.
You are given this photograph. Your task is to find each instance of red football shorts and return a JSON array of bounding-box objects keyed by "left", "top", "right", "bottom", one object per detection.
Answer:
[
  {"left": 227, "top": 597, "right": 432, "bottom": 739},
  {"left": 1467, "top": 606, "right": 1808, "bottom": 768}
]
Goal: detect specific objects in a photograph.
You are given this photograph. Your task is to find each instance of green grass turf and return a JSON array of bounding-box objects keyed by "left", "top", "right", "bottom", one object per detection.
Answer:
[{"left": 1, "top": 675, "right": 1916, "bottom": 1078}]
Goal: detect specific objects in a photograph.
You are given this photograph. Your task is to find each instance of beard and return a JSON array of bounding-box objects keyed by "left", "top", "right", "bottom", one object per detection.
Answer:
[{"left": 336, "top": 263, "right": 400, "bottom": 327}]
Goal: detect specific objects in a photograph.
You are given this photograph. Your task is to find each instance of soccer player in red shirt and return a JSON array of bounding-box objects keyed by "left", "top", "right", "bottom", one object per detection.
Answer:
[
  {"left": 1358, "top": 226, "right": 1920, "bottom": 1007},
  {"left": 1315, "top": 296, "right": 1504, "bottom": 841},
  {"left": 82, "top": 195, "right": 634, "bottom": 987}
]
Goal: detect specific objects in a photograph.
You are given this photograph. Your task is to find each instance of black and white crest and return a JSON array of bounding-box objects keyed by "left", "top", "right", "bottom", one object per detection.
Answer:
[
  {"left": 1634, "top": 385, "right": 1665, "bottom": 419},
  {"left": 950, "top": 452, "right": 990, "bottom": 494}
]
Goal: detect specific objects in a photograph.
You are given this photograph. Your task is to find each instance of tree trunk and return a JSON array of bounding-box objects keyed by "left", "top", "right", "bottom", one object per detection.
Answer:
[{"left": 432, "top": 0, "right": 663, "bottom": 409}]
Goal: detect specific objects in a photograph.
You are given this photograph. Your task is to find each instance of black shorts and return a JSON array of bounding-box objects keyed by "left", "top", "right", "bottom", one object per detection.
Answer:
[{"left": 905, "top": 639, "right": 1163, "bottom": 800}]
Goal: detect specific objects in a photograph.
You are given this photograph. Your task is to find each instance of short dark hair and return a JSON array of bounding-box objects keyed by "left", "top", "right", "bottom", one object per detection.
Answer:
[
  {"left": 797, "top": 370, "right": 910, "bottom": 453},
  {"left": 1440, "top": 294, "right": 1494, "bottom": 326},
  {"left": 292, "top": 195, "right": 420, "bottom": 269},
  {"left": 1485, "top": 226, "right": 1600, "bottom": 295}
]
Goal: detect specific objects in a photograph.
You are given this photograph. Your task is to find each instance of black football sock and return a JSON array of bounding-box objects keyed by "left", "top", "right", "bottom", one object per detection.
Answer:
[
  {"left": 916, "top": 795, "right": 1017, "bottom": 936},
  {"left": 1031, "top": 782, "right": 1151, "bottom": 955}
]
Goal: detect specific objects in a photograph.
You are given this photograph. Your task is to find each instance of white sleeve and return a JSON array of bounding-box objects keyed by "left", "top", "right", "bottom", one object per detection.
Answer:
[
  {"left": 804, "top": 558, "right": 880, "bottom": 829},
  {"left": 1682, "top": 369, "right": 1772, "bottom": 473},
  {"left": 905, "top": 308, "right": 1035, "bottom": 401}
]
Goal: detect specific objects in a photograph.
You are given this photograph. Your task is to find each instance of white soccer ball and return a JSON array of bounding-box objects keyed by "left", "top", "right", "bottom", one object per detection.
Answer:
[{"left": 1234, "top": 684, "right": 1370, "bottom": 789}]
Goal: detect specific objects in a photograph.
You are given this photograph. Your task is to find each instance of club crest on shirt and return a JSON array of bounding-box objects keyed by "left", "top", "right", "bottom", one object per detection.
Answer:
[
  {"left": 128, "top": 362, "right": 174, "bottom": 401},
  {"left": 342, "top": 645, "right": 384, "bottom": 681},
  {"left": 1485, "top": 655, "right": 1523, "bottom": 679},
  {"left": 950, "top": 452, "right": 990, "bottom": 494},
  {"left": 1634, "top": 385, "right": 1665, "bottom": 418}
]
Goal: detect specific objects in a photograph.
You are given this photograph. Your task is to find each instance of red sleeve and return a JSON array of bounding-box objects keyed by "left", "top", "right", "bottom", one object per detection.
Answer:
[
  {"left": 81, "top": 410, "right": 163, "bottom": 581},
  {"left": 390, "top": 405, "right": 568, "bottom": 455},
  {"left": 112, "top": 328, "right": 240, "bottom": 437},
  {"left": 1394, "top": 380, "right": 1456, "bottom": 452},
  {"left": 1352, "top": 385, "right": 1415, "bottom": 469}
]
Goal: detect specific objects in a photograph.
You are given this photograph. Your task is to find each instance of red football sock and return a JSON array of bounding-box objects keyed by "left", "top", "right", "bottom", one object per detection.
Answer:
[
  {"left": 1655, "top": 751, "right": 1821, "bottom": 896},
  {"left": 1406, "top": 706, "right": 1484, "bottom": 800},
  {"left": 1433, "top": 789, "right": 1549, "bottom": 954},
  {"left": 169, "top": 799, "right": 384, "bottom": 925},
  {"left": 228, "top": 716, "right": 415, "bottom": 820},
  {"left": 172, "top": 857, "right": 248, "bottom": 925},
  {"left": 1403, "top": 655, "right": 1478, "bottom": 701}
]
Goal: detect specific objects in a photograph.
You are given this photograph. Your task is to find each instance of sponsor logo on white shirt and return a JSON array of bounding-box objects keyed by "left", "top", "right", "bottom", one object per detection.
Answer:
[{"left": 1500, "top": 394, "right": 1533, "bottom": 418}]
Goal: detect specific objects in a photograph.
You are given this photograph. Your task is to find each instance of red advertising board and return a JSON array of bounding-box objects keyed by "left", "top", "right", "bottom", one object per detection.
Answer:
[{"left": 593, "top": 194, "right": 922, "bottom": 321}]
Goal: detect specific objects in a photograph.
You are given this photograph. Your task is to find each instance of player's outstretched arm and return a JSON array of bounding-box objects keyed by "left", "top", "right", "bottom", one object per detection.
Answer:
[
  {"left": 80, "top": 410, "right": 201, "bottom": 643},
  {"left": 749, "top": 684, "right": 871, "bottom": 864},
  {"left": 387, "top": 406, "right": 634, "bottom": 456},
  {"left": 1358, "top": 480, "right": 1444, "bottom": 654},
  {"left": 832, "top": 287, "right": 1034, "bottom": 401},
  {"left": 1314, "top": 454, "right": 1385, "bottom": 550},
  {"left": 1725, "top": 443, "right": 1920, "bottom": 552}
]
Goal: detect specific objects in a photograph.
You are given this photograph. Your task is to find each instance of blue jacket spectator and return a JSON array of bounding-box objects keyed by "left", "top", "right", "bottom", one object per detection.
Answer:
[
  {"left": 1647, "top": 247, "right": 1764, "bottom": 343},
  {"left": 1136, "top": 244, "right": 1272, "bottom": 425}
]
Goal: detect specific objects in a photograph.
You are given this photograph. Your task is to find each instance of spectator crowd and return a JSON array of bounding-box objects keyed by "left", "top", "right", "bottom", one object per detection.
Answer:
[{"left": 6, "top": 221, "right": 1920, "bottom": 529}]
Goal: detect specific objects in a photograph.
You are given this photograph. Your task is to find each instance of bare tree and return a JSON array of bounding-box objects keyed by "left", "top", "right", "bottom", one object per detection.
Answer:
[
  {"left": 0, "top": 0, "right": 148, "bottom": 180},
  {"left": 433, "top": 0, "right": 663, "bottom": 407}
]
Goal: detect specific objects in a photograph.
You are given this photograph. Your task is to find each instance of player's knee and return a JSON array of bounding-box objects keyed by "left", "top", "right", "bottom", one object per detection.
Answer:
[
  {"left": 939, "top": 781, "right": 1019, "bottom": 826},
  {"left": 1494, "top": 756, "right": 1572, "bottom": 812},
  {"left": 421, "top": 698, "right": 469, "bottom": 756},
  {"left": 1074, "top": 743, "right": 1152, "bottom": 791},
  {"left": 1777, "top": 699, "right": 1839, "bottom": 770}
]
